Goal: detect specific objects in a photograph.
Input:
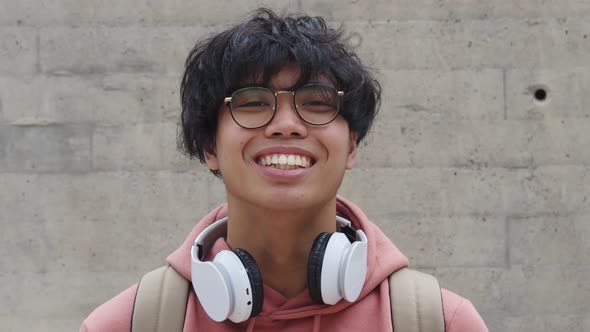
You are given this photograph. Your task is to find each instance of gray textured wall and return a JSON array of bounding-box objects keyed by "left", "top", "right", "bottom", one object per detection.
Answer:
[{"left": 1, "top": 1, "right": 589, "bottom": 331}]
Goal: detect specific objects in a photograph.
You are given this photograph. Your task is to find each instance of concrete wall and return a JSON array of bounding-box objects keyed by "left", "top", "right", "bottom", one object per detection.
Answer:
[{"left": 1, "top": 1, "right": 589, "bottom": 331}]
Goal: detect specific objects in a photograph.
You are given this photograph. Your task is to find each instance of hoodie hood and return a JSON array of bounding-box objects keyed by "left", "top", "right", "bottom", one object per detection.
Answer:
[{"left": 166, "top": 196, "right": 409, "bottom": 327}]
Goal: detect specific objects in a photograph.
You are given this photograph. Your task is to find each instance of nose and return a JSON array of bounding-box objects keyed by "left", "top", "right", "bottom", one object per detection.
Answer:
[{"left": 264, "top": 92, "right": 308, "bottom": 138}]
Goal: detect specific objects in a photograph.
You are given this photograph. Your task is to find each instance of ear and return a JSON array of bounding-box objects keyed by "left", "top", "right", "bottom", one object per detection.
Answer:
[
  {"left": 204, "top": 149, "right": 219, "bottom": 171},
  {"left": 346, "top": 132, "right": 358, "bottom": 170}
]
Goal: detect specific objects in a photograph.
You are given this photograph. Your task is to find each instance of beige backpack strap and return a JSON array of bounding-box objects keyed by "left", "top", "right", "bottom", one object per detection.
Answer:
[
  {"left": 131, "top": 265, "right": 190, "bottom": 332},
  {"left": 389, "top": 268, "right": 445, "bottom": 332}
]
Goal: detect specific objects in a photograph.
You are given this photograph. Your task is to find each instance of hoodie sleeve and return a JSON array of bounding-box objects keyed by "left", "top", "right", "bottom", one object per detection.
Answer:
[
  {"left": 441, "top": 288, "right": 489, "bottom": 332},
  {"left": 79, "top": 284, "right": 138, "bottom": 332}
]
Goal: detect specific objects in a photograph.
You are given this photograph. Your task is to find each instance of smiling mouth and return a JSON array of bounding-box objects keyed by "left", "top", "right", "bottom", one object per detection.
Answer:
[{"left": 257, "top": 154, "right": 314, "bottom": 170}]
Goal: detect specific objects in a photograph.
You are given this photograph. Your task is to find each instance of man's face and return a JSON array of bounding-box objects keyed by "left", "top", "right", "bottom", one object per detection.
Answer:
[{"left": 205, "top": 64, "right": 357, "bottom": 211}]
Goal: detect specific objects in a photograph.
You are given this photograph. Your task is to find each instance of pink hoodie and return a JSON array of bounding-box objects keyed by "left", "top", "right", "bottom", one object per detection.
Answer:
[{"left": 81, "top": 197, "right": 488, "bottom": 331}]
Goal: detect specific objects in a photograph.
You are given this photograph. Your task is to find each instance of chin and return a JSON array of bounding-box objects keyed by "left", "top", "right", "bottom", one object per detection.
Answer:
[{"left": 256, "top": 191, "right": 335, "bottom": 212}]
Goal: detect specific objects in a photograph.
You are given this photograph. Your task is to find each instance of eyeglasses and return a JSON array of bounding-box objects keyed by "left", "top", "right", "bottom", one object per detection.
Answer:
[{"left": 224, "top": 83, "right": 344, "bottom": 129}]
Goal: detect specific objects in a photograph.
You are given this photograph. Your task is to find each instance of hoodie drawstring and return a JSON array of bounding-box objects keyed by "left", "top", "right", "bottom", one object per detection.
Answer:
[
  {"left": 312, "top": 314, "right": 321, "bottom": 332},
  {"left": 246, "top": 316, "right": 257, "bottom": 332}
]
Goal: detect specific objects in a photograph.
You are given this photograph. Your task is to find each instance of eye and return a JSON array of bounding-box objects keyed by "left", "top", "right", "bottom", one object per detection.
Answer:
[
  {"left": 231, "top": 88, "right": 274, "bottom": 110},
  {"left": 296, "top": 85, "right": 339, "bottom": 113},
  {"left": 299, "top": 99, "right": 337, "bottom": 113},
  {"left": 236, "top": 100, "right": 271, "bottom": 108},
  {"left": 303, "top": 100, "right": 333, "bottom": 107}
]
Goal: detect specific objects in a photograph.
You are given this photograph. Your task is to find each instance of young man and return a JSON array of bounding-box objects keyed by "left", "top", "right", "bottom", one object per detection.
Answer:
[{"left": 81, "top": 8, "right": 488, "bottom": 331}]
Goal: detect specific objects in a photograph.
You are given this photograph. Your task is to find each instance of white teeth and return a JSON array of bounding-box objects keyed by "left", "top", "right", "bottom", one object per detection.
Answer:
[
  {"left": 279, "top": 155, "right": 287, "bottom": 165},
  {"left": 258, "top": 154, "right": 314, "bottom": 168},
  {"left": 301, "top": 156, "right": 309, "bottom": 167}
]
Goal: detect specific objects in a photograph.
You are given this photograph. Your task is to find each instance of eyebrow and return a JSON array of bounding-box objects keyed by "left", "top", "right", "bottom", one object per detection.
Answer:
[
  {"left": 234, "top": 80, "right": 334, "bottom": 92},
  {"left": 234, "top": 82, "right": 267, "bottom": 90}
]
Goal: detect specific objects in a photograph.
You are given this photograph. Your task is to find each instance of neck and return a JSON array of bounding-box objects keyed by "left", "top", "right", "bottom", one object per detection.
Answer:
[{"left": 225, "top": 197, "right": 338, "bottom": 299}]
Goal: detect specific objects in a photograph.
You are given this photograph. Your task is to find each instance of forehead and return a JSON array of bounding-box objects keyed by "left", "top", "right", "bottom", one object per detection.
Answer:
[
  {"left": 239, "top": 63, "right": 335, "bottom": 91},
  {"left": 268, "top": 64, "right": 301, "bottom": 89}
]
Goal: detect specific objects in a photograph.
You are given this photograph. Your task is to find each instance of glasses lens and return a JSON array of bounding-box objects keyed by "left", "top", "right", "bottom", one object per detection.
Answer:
[
  {"left": 295, "top": 85, "right": 340, "bottom": 125},
  {"left": 230, "top": 88, "right": 275, "bottom": 128}
]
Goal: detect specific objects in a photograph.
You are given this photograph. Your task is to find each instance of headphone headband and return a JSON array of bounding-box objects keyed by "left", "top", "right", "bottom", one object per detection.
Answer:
[
  {"left": 192, "top": 216, "right": 367, "bottom": 262},
  {"left": 193, "top": 217, "right": 229, "bottom": 262}
]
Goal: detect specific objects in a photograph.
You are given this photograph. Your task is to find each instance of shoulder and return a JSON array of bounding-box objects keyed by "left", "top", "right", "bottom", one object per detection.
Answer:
[
  {"left": 80, "top": 284, "right": 138, "bottom": 332},
  {"left": 440, "top": 288, "right": 489, "bottom": 332}
]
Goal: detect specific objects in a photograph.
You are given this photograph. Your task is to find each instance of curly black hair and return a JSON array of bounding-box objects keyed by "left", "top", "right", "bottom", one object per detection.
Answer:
[{"left": 178, "top": 8, "right": 381, "bottom": 175}]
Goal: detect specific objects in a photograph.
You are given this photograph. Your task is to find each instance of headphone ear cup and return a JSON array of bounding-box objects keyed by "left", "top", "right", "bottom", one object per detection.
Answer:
[
  {"left": 307, "top": 232, "right": 332, "bottom": 303},
  {"left": 233, "top": 248, "right": 264, "bottom": 317}
]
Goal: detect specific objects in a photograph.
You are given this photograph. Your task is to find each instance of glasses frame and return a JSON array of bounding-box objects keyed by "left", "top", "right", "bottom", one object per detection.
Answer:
[{"left": 224, "top": 83, "right": 344, "bottom": 129}]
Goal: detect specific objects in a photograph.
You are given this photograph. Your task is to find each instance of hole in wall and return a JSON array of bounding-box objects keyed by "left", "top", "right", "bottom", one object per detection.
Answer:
[
  {"left": 529, "top": 84, "right": 550, "bottom": 104},
  {"left": 534, "top": 88, "right": 547, "bottom": 102}
]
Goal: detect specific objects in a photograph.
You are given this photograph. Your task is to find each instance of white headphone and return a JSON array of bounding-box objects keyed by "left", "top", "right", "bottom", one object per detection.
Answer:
[{"left": 191, "top": 216, "right": 368, "bottom": 323}]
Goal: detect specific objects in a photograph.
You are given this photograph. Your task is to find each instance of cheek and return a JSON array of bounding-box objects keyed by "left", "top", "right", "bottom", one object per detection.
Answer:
[
  {"left": 327, "top": 123, "right": 353, "bottom": 156},
  {"left": 216, "top": 132, "right": 250, "bottom": 166}
]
